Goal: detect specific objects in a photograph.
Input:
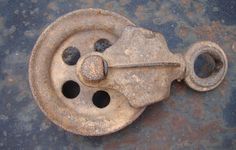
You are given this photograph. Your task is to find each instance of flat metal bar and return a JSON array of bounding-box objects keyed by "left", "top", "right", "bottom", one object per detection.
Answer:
[{"left": 109, "top": 62, "right": 180, "bottom": 68}]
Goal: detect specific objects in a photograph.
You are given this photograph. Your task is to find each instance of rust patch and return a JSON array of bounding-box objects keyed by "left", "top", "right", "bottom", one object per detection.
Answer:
[
  {"left": 194, "top": 2, "right": 204, "bottom": 14},
  {"left": 135, "top": 5, "right": 146, "bottom": 21},
  {"left": 171, "top": 114, "right": 188, "bottom": 130},
  {"left": 190, "top": 94, "right": 204, "bottom": 119},
  {"left": 180, "top": 0, "right": 191, "bottom": 7},
  {"left": 182, "top": 121, "right": 223, "bottom": 142},
  {"left": 194, "top": 21, "right": 222, "bottom": 41},
  {"left": 177, "top": 25, "right": 190, "bottom": 39},
  {"left": 153, "top": 3, "right": 176, "bottom": 25},
  {"left": 104, "top": 1, "right": 114, "bottom": 10},
  {"left": 119, "top": 0, "right": 131, "bottom": 6},
  {"left": 142, "top": 109, "right": 170, "bottom": 126},
  {"left": 47, "top": 2, "right": 59, "bottom": 11},
  {"left": 83, "top": 0, "right": 94, "bottom": 7}
]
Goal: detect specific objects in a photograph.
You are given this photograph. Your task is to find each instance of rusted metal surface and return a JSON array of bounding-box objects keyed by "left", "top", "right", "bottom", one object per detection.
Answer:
[
  {"left": 184, "top": 41, "right": 227, "bottom": 91},
  {"left": 77, "top": 26, "right": 185, "bottom": 108},
  {"left": 0, "top": 0, "right": 236, "bottom": 149},
  {"left": 29, "top": 9, "right": 145, "bottom": 136},
  {"left": 80, "top": 55, "right": 108, "bottom": 82},
  {"left": 78, "top": 26, "right": 227, "bottom": 108},
  {"left": 29, "top": 9, "right": 227, "bottom": 135}
]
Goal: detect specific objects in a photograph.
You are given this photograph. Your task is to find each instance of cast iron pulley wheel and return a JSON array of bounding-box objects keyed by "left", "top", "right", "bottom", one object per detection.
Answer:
[{"left": 29, "top": 9, "right": 145, "bottom": 136}]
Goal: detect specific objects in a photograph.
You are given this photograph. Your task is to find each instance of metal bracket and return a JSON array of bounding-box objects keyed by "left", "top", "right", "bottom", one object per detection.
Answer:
[{"left": 77, "top": 26, "right": 227, "bottom": 108}]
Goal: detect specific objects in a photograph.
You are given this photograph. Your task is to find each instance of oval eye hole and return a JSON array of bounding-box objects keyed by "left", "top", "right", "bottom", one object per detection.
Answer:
[
  {"left": 92, "top": 90, "right": 110, "bottom": 108},
  {"left": 194, "top": 52, "right": 223, "bottom": 78},
  {"left": 62, "top": 46, "right": 81, "bottom": 65},
  {"left": 62, "top": 80, "right": 80, "bottom": 99},
  {"left": 94, "top": 39, "right": 112, "bottom": 52}
]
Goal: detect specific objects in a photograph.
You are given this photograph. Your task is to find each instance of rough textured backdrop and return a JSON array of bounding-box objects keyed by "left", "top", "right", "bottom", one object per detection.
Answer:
[{"left": 0, "top": 0, "right": 235, "bottom": 149}]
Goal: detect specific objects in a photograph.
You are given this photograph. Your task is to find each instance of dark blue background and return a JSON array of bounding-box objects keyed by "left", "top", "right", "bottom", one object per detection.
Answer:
[{"left": 0, "top": 0, "right": 235, "bottom": 149}]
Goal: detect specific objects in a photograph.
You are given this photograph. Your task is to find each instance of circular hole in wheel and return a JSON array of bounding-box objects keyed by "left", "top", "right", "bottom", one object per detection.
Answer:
[
  {"left": 62, "top": 80, "right": 80, "bottom": 99},
  {"left": 92, "top": 90, "right": 110, "bottom": 108},
  {"left": 94, "top": 39, "right": 112, "bottom": 52},
  {"left": 194, "top": 52, "right": 223, "bottom": 78},
  {"left": 62, "top": 46, "right": 81, "bottom": 65}
]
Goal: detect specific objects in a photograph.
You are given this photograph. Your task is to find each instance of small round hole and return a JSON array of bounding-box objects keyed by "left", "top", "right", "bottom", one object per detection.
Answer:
[
  {"left": 194, "top": 52, "right": 222, "bottom": 78},
  {"left": 62, "top": 46, "right": 81, "bottom": 65},
  {"left": 94, "top": 39, "right": 112, "bottom": 52},
  {"left": 62, "top": 80, "right": 80, "bottom": 99},
  {"left": 92, "top": 90, "right": 110, "bottom": 108}
]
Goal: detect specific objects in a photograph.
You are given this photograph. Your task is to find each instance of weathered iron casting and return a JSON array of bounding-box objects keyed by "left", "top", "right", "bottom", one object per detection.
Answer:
[{"left": 29, "top": 9, "right": 228, "bottom": 136}]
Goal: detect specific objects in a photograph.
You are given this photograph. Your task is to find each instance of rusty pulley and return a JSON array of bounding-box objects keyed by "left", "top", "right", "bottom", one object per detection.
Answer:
[{"left": 29, "top": 9, "right": 228, "bottom": 136}]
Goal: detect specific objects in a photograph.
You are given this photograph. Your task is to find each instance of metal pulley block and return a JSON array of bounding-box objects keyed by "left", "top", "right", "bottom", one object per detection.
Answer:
[{"left": 29, "top": 9, "right": 228, "bottom": 136}]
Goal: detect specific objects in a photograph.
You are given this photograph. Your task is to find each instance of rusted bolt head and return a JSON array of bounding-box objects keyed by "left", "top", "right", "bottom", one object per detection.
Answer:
[{"left": 78, "top": 55, "right": 108, "bottom": 82}]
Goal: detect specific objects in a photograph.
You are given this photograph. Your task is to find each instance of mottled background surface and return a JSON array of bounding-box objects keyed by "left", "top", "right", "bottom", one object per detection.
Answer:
[{"left": 0, "top": 0, "right": 236, "bottom": 149}]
